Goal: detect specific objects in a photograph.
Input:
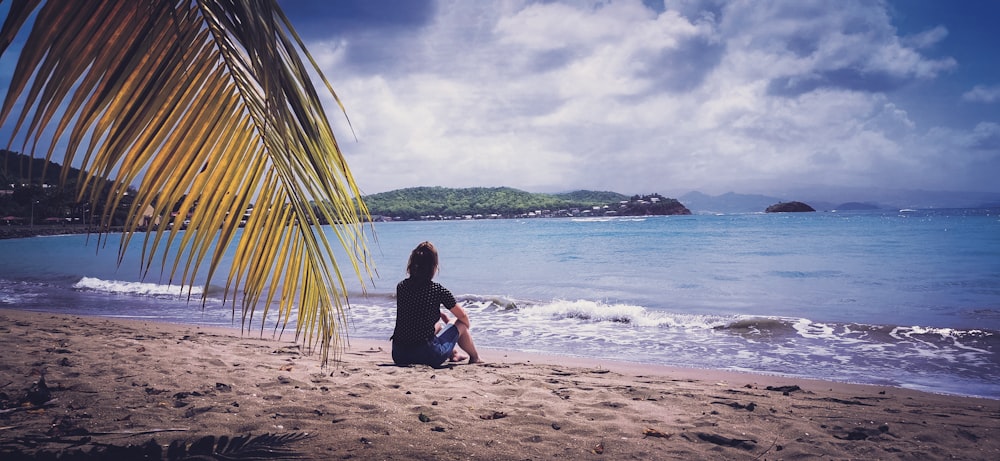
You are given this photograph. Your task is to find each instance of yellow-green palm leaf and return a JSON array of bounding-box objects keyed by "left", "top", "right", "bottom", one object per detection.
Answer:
[{"left": 0, "top": 0, "right": 372, "bottom": 363}]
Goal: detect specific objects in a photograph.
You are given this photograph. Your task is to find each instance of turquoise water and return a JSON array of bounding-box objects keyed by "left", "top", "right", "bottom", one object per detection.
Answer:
[{"left": 2, "top": 209, "right": 999, "bottom": 398}]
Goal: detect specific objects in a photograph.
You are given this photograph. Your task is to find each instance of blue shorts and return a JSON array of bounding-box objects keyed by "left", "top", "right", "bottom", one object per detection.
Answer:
[{"left": 392, "top": 323, "right": 460, "bottom": 366}]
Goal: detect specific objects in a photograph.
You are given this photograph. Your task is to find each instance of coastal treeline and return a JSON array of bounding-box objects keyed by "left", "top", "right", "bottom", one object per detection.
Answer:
[
  {"left": 361, "top": 186, "right": 625, "bottom": 219},
  {"left": 0, "top": 150, "right": 132, "bottom": 228},
  {"left": 361, "top": 186, "right": 690, "bottom": 220},
  {"left": 3, "top": 151, "right": 691, "bottom": 229}
]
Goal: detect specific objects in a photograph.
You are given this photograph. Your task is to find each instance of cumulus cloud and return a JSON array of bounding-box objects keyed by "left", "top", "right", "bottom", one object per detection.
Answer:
[
  {"left": 305, "top": 0, "right": 995, "bottom": 195},
  {"left": 902, "top": 25, "right": 948, "bottom": 49},
  {"left": 715, "top": 1, "right": 956, "bottom": 97},
  {"left": 965, "top": 122, "right": 1000, "bottom": 151},
  {"left": 962, "top": 84, "right": 1000, "bottom": 103}
]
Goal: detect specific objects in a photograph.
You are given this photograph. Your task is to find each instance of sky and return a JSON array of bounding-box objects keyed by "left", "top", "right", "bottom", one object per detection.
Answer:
[
  {"left": 277, "top": 0, "right": 1000, "bottom": 197},
  {"left": 1, "top": 1, "right": 997, "bottom": 198}
]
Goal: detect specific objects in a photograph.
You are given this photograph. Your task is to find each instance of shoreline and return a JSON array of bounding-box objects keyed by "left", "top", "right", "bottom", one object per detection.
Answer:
[
  {"left": 2, "top": 308, "right": 998, "bottom": 459},
  {"left": 0, "top": 225, "right": 118, "bottom": 240},
  {"left": 12, "top": 302, "right": 998, "bottom": 401},
  {"left": 14, "top": 305, "right": 996, "bottom": 401}
]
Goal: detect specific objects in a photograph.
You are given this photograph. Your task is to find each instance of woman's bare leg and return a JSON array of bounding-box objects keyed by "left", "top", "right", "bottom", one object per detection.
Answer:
[{"left": 453, "top": 322, "right": 482, "bottom": 363}]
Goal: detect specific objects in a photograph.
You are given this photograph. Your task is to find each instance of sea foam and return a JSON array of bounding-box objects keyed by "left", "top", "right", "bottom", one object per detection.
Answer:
[{"left": 73, "top": 276, "right": 203, "bottom": 298}]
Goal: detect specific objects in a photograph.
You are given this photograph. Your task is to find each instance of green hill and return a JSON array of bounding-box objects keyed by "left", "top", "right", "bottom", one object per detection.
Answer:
[
  {"left": 2, "top": 149, "right": 686, "bottom": 225},
  {"left": 362, "top": 186, "right": 630, "bottom": 219},
  {"left": 360, "top": 187, "right": 697, "bottom": 220},
  {"left": 1, "top": 150, "right": 120, "bottom": 226},
  {"left": 551, "top": 190, "right": 631, "bottom": 203}
]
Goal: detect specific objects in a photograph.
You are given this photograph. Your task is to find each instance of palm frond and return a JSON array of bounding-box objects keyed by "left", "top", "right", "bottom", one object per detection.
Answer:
[{"left": 0, "top": 0, "right": 373, "bottom": 363}]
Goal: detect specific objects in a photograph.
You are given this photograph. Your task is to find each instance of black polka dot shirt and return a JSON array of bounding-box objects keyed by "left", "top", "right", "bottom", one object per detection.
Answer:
[{"left": 392, "top": 278, "right": 457, "bottom": 345}]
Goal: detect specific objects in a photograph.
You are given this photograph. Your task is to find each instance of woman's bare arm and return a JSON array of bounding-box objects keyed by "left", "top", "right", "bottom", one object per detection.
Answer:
[{"left": 449, "top": 304, "right": 471, "bottom": 328}]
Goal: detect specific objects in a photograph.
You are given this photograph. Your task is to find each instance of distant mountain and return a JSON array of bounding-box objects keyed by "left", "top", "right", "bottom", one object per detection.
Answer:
[
  {"left": 2, "top": 149, "right": 84, "bottom": 185},
  {"left": 834, "top": 202, "right": 881, "bottom": 211},
  {"left": 769, "top": 186, "right": 1000, "bottom": 210},
  {"left": 678, "top": 191, "right": 781, "bottom": 214},
  {"left": 1, "top": 151, "right": 118, "bottom": 223},
  {"left": 679, "top": 187, "right": 1000, "bottom": 213}
]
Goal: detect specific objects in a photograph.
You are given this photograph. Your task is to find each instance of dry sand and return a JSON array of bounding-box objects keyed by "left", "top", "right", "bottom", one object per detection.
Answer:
[{"left": 1, "top": 308, "right": 998, "bottom": 460}]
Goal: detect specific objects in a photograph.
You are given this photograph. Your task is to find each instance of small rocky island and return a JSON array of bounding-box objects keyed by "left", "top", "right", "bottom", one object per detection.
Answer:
[
  {"left": 765, "top": 201, "right": 815, "bottom": 213},
  {"left": 617, "top": 194, "right": 692, "bottom": 216}
]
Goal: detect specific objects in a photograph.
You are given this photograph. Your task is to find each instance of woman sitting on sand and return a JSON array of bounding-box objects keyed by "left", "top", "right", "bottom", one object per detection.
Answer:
[{"left": 391, "top": 241, "right": 482, "bottom": 366}]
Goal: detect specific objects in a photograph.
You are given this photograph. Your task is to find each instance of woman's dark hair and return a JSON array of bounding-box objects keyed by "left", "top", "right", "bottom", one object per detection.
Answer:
[{"left": 406, "top": 241, "right": 438, "bottom": 280}]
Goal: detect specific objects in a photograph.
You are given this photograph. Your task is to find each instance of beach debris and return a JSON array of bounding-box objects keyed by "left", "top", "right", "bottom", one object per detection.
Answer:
[
  {"left": 0, "top": 433, "right": 311, "bottom": 460},
  {"left": 711, "top": 400, "right": 757, "bottom": 411},
  {"left": 591, "top": 441, "right": 605, "bottom": 454},
  {"left": 642, "top": 428, "right": 671, "bottom": 439},
  {"left": 75, "top": 428, "right": 190, "bottom": 436},
  {"left": 167, "top": 433, "right": 312, "bottom": 459},
  {"left": 834, "top": 424, "right": 893, "bottom": 441},
  {"left": 695, "top": 432, "right": 757, "bottom": 450},
  {"left": 183, "top": 406, "right": 213, "bottom": 418},
  {"left": 817, "top": 397, "right": 872, "bottom": 406},
  {"left": 27, "top": 376, "right": 52, "bottom": 406},
  {"left": 145, "top": 387, "right": 169, "bottom": 395},
  {"left": 551, "top": 389, "right": 571, "bottom": 400},
  {"left": 215, "top": 383, "right": 232, "bottom": 392},
  {"left": 272, "top": 345, "right": 302, "bottom": 355},
  {"left": 765, "top": 385, "right": 801, "bottom": 395},
  {"left": 551, "top": 423, "right": 561, "bottom": 430},
  {"left": 479, "top": 411, "right": 507, "bottom": 420},
  {"left": 431, "top": 426, "right": 446, "bottom": 432},
  {"left": 0, "top": 378, "right": 57, "bottom": 415},
  {"left": 173, "top": 391, "right": 204, "bottom": 399},
  {"left": 418, "top": 413, "right": 431, "bottom": 422}
]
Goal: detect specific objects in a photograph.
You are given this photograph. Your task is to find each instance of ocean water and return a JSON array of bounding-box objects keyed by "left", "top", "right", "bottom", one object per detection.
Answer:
[{"left": 1, "top": 209, "right": 999, "bottom": 398}]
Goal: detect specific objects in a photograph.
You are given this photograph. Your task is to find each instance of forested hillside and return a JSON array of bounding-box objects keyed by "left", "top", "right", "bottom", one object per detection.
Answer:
[
  {"left": 361, "top": 187, "right": 691, "bottom": 220},
  {"left": 362, "top": 186, "right": 627, "bottom": 219},
  {"left": 1, "top": 151, "right": 119, "bottom": 224},
  {"left": 3, "top": 149, "right": 684, "bottom": 227}
]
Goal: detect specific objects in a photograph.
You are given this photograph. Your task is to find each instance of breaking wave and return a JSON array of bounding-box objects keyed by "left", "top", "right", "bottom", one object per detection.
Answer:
[
  {"left": 73, "top": 277, "right": 203, "bottom": 298},
  {"left": 522, "top": 299, "right": 727, "bottom": 328}
]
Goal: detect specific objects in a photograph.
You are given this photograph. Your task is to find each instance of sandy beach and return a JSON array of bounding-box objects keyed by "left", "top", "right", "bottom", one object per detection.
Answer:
[{"left": 1, "top": 308, "right": 998, "bottom": 460}]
